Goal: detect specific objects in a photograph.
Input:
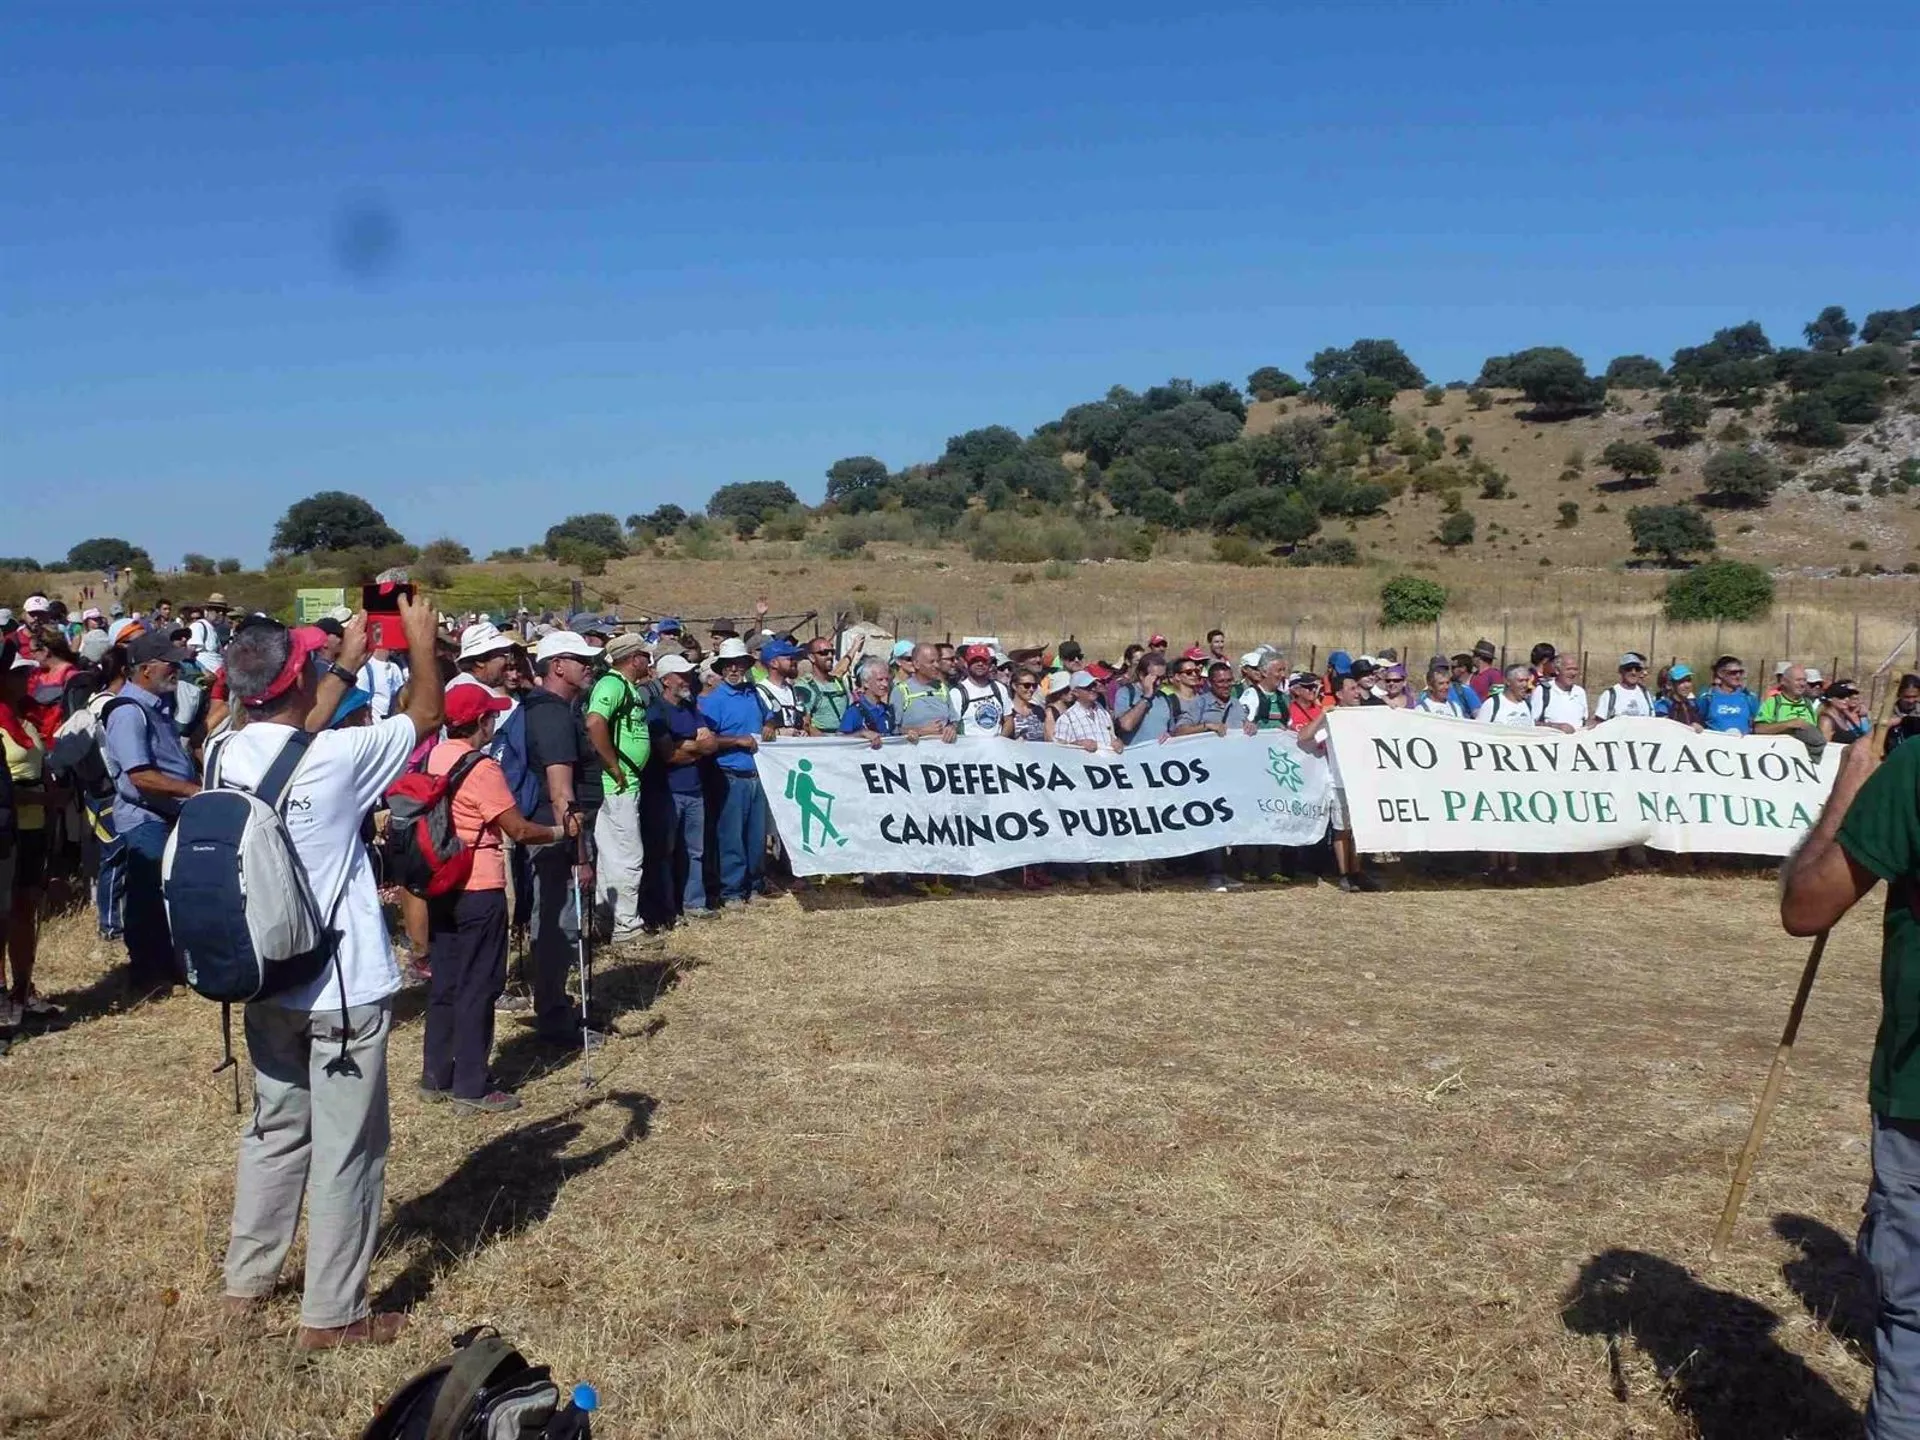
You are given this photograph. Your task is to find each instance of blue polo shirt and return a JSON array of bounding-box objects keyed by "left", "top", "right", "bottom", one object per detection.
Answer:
[
  {"left": 102, "top": 683, "right": 198, "bottom": 833},
  {"left": 840, "top": 695, "right": 896, "bottom": 737},
  {"left": 697, "top": 681, "right": 768, "bottom": 776},
  {"left": 1698, "top": 686, "right": 1760, "bottom": 734},
  {"left": 646, "top": 695, "right": 706, "bottom": 796}
]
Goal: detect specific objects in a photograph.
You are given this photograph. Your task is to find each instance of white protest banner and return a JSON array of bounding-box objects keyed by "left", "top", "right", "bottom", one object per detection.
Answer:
[
  {"left": 1326, "top": 707, "right": 1841, "bottom": 857},
  {"left": 754, "top": 733, "right": 1331, "bottom": 877}
]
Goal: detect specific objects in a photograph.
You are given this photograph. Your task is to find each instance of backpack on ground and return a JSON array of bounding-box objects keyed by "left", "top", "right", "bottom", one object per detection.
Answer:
[
  {"left": 492, "top": 701, "right": 544, "bottom": 818},
  {"left": 383, "top": 750, "right": 488, "bottom": 899},
  {"left": 359, "top": 1326, "right": 589, "bottom": 1440},
  {"left": 162, "top": 729, "right": 358, "bottom": 1100}
]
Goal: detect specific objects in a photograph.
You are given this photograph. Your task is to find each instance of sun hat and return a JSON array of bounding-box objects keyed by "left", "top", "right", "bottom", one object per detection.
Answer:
[
  {"left": 714, "top": 637, "right": 751, "bottom": 662},
  {"left": 1472, "top": 638, "right": 1497, "bottom": 661},
  {"left": 204, "top": 593, "right": 231, "bottom": 610},
  {"left": 533, "top": 631, "right": 598, "bottom": 664},
  {"left": 602, "top": 632, "right": 649, "bottom": 663},
  {"left": 458, "top": 622, "right": 514, "bottom": 661},
  {"left": 443, "top": 684, "right": 512, "bottom": 727}
]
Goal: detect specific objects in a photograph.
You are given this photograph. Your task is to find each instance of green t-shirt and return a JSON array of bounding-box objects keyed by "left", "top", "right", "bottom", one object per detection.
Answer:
[
  {"left": 1758, "top": 693, "right": 1819, "bottom": 727},
  {"left": 586, "top": 672, "right": 650, "bottom": 794},
  {"left": 1838, "top": 739, "right": 1920, "bottom": 1117},
  {"left": 796, "top": 673, "right": 850, "bottom": 732}
]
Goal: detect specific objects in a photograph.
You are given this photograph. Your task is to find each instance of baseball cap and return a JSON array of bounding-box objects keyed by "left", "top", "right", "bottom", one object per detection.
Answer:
[
  {"left": 1288, "top": 670, "right": 1317, "bottom": 688},
  {"left": 890, "top": 640, "right": 915, "bottom": 660},
  {"left": 1086, "top": 661, "right": 1115, "bottom": 681},
  {"left": 960, "top": 643, "right": 993, "bottom": 663},
  {"left": 22, "top": 595, "right": 50, "bottom": 614},
  {"left": 568, "top": 611, "right": 609, "bottom": 636},
  {"left": 1327, "top": 650, "right": 1353, "bottom": 675},
  {"left": 82, "top": 607, "right": 102, "bottom": 622},
  {"left": 329, "top": 687, "right": 372, "bottom": 728},
  {"left": 459, "top": 622, "right": 515, "bottom": 662},
  {"left": 1069, "top": 670, "right": 1098, "bottom": 689},
  {"left": 1619, "top": 652, "right": 1647, "bottom": 669},
  {"left": 312, "top": 616, "right": 346, "bottom": 640},
  {"left": 1669, "top": 664, "right": 1694, "bottom": 681},
  {"left": 1806, "top": 667, "right": 1824, "bottom": 684},
  {"left": 654, "top": 616, "right": 682, "bottom": 635},
  {"left": 761, "top": 638, "right": 804, "bottom": 663},
  {"left": 1239, "top": 651, "right": 1265, "bottom": 669},
  {"left": 602, "top": 632, "right": 649, "bottom": 663},
  {"left": 1148, "top": 634, "right": 1168, "bottom": 648},
  {"left": 1045, "top": 671, "right": 1072, "bottom": 696},
  {"left": 127, "top": 631, "right": 195, "bottom": 666},
  {"left": 237, "top": 625, "right": 332, "bottom": 708},
  {"left": 533, "top": 632, "right": 598, "bottom": 665},
  {"left": 655, "top": 654, "right": 695, "bottom": 678},
  {"left": 444, "top": 684, "right": 512, "bottom": 727}
]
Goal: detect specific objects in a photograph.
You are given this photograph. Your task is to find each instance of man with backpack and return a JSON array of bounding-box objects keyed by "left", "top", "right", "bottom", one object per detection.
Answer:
[
  {"left": 211, "top": 595, "right": 442, "bottom": 1349},
  {"left": 102, "top": 630, "right": 202, "bottom": 996},
  {"left": 1113, "top": 652, "right": 1175, "bottom": 746},
  {"left": 581, "top": 632, "right": 651, "bottom": 948},
  {"left": 501, "top": 630, "right": 601, "bottom": 1047},
  {"left": 949, "top": 644, "right": 1013, "bottom": 737}
]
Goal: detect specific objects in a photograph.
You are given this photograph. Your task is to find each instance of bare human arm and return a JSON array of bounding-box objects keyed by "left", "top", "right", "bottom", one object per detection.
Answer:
[{"left": 1780, "top": 740, "right": 1882, "bottom": 936}]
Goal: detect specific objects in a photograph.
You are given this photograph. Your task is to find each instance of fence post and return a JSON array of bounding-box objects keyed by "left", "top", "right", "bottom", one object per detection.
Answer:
[
  {"left": 1785, "top": 612, "right": 1793, "bottom": 660},
  {"left": 1289, "top": 618, "right": 1299, "bottom": 662},
  {"left": 1434, "top": 617, "right": 1442, "bottom": 658},
  {"left": 1501, "top": 612, "right": 1510, "bottom": 668},
  {"left": 1648, "top": 615, "right": 1658, "bottom": 665},
  {"left": 1575, "top": 614, "right": 1584, "bottom": 667},
  {"left": 1359, "top": 616, "right": 1368, "bottom": 656},
  {"left": 1855, "top": 612, "right": 1862, "bottom": 678}
]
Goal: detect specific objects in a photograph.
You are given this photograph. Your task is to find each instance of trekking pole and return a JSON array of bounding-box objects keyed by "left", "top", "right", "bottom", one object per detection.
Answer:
[
  {"left": 571, "top": 824, "right": 595, "bottom": 1089},
  {"left": 1708, "top": 929, "right": 1829, "bottom": 1259}
]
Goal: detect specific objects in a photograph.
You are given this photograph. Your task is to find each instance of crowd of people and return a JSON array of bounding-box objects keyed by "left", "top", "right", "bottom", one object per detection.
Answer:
[{"left": 2, "top": 582, "right": 1918, "bottom": 1347}]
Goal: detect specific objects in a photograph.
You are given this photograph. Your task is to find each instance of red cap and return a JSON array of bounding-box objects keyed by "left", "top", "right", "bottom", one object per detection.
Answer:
[
  {"left": 1182, "top": 646, "right": 1208, "bottom": 662},
  {"left": 244, "top": 625, "right": 330, "bottom": 708},
  {"left": 444, "top": 683, "right": 512, "bottom": 727},
  {"left": 960, "top": 643, "right": 993, "bottom": 663},
  {"left": 1086, "top": 662, "right": 1115, "bottom": 681},
  {"left": 1148, "top": 634, "right": 1168, "bottom": 648}
]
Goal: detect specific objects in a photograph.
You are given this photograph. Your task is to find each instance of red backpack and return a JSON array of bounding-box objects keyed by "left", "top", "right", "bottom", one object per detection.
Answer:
[{"left": 382, "top": 751, "right": 487, "bottom": 898}]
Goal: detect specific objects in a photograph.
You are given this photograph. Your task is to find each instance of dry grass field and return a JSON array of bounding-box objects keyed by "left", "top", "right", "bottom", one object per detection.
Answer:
[{"left": 0, "top": 871, "right": 1895, "bottom": 1438}]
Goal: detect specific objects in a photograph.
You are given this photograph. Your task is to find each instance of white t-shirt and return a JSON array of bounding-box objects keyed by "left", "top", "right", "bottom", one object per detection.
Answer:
[
  {"left": 755, "top": 679, "right": 805, "bottom": 734},
  {"left": 1414, "top": 692, "right": 1464, "bottom": 717},
  {"left": 949, "top": 677, "right": 1010, "bottom": 735},
  {"left": 1532, "top": 682, "right": 1589, "bottom": 729},
  {"left": 1476, "top": 693, "right": 1538, "bottom": 728},
  {"left": 357, "top": 654, "right": 406, "bottom": 720},
  {"left": 187, "top": 617, "right": 221, "bottom": 655},
  {"left": 210, "top": 715, "right": 418, "bottom": 1013},
  {"left": 1594, "top": 683, "right": 1654, "bottom": 721}
]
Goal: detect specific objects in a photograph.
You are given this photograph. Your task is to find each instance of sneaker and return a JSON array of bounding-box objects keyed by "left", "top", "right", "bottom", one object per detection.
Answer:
[
  {"left": 417, "top": 1082, "right": 450, "bottom": 1103},
  {"left": 494, "top": 992, "right": 533, "bottom": 1014},
  {"left": 0, "top": 997, "right": 19, "bottom": 1029},
  {"left": 451, "top": 1090, "right": 523, "bottom": 1114},
  {"left": 722, "top": 897, "right": 750, "bottom": 911},
  {"left": 1221, "top": 878, "right": 1247, "bottom": 892},
  {"left": 683, "top": 907, "right": 721, "bottom": 921},
  {"left": 1336, "top": 875, "right": 1360, "bottom": 894},
  {"left": 1351, "top": 871, "right": 1385, "bottom": 893},
  {"left": 1208, "top": 880, "right": 1231, "bottom": 894}
]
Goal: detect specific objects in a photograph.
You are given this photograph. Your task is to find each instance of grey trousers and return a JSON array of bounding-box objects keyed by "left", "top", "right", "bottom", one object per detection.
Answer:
[
  {"left": 593, "top": 788, "right": 646, "bottom": 940},
  {"left": 1867, "top": 1113, "right": 1920, "bottom": 1439},
  {"left": 224, "top": 999, "right": 391, "bottom": 1329}
]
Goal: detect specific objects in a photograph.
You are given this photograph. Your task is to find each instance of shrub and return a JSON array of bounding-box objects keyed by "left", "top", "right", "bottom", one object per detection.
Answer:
[
  {"left": 1849, "top": 540, "right": 1870, "bottom": 551},
  {"left": 1557, "top": 501, "right": 1579, "bottom": 528},
  {"left": 1379, "top": 574, "right": 1448, "bottom": 626},
  {"left": 1212, "top": 535, "right": 1268, "bottom": 567},
  {"left": 217, "top": 557, "right": 242, "bottom": 575},
  {"left": 1422, "top": 385, "right": 1444, "bottom": 406},
  {"left": 1627, "top": 504, "right": 1717, "bottom": 564},
  {"left": 1599, "top": 440, "right": 1662, "bottom": 486},
  {"left": 1478, "top": 471, "right": 1511, "bottom": 500},
  {"left": 1657, "top": 391, "right": 1711, "bottom": 444},
  {"left": 1701, "top": 447, "right": 1784, "bottom": 508},
  {"left": 1452, "top": 434, "right": 1473, "bottom": 457},
  {"left": 1467, "top": 387, "right": 1493, "bottom": 410},
  {"left": 420, "top": 537, "right": 473, "bottom": 568},
  {"left": 183, "top": 553, "right": 217, "bottom": 576},
  {"left": 1662, "top": 559, "right": 1774, "bottom": 622},
  {"left": 1437, "top": 510, "right": 1476, "bottom": 547},
  {"left": 1287, "top": 537, "right": 1360, "bottom": 567},
  {"left": 1773, "top": 393, "right": 1845, "bottom": 447}
]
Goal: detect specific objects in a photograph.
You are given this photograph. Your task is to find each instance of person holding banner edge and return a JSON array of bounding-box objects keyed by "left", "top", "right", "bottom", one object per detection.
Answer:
[{"left": 1779, "top": 732, "right": 1920, "bottom": 1438}]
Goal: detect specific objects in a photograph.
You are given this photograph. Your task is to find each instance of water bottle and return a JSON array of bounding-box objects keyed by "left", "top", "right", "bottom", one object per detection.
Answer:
[{"left": 545, "top": 1383, "right": 598, "bottom": 1438}]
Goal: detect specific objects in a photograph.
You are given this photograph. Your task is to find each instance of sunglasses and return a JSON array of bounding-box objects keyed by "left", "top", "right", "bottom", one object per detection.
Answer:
[
  {"left": 1721, "top": 668, "right": 1746, "bottom": 677},
  {"left": 1015, "top": 680, "right": 1037, "bottom": 689}
]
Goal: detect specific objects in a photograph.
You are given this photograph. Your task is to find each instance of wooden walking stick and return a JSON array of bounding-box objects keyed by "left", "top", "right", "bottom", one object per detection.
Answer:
[{"left": 1709, "top": 929, "right": 1830, "bottom": 1258}]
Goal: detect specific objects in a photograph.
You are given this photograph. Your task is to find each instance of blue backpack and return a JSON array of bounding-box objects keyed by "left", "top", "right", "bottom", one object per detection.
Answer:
[{"left": 491, "top": 701, "right": 544, "bottom": 817}]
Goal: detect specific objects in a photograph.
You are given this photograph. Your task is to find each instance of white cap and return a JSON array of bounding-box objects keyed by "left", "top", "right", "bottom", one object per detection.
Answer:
[
  {"left": 328, "top": 605, "right": 354, "bottom": 623},
  {"left": 655, "top": 654, "right": 695, "bottom": 677},
  {"left": 458, "top": 621, "right": 514, "bottom": 661},
  {"left": 533, "top": 631, "right": 598, "bottom": 664},
  {"left": 1069, "top": 670, "right": 1098, "bottom": 689},
  {"left": 1239, "top": 650, "right": 1265, "bottom": 669},
  {"left": 82, "top": 607, "right": 102, "bottom": 621},
  {"left": 1045, "top": 671, "right": 1072, "bottom": 696},
  {"left": 1806, "top": 667, "right": 1824, "bottom": 683},
  {"left": 107, "top": 617, "right": 142, "bottom": 645},
  {"left": 714, "top": 637, "right": 750, "bottom": 661},
  {"left": 23, "top": 594, "right": 49, "bottom": 614}
]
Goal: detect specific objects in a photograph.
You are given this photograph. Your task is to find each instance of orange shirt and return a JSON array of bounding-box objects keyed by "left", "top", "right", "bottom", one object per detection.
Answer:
[{"left": 425, "top": 738, "right": 516, "bottom": 891}]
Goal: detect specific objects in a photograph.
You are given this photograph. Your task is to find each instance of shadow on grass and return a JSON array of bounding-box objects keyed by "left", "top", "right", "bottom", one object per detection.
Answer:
[
  {"left": 485, "top": 953, "right": 691, "bottom": 1090},
  {"left": 1561, "top": 1247, "right": 1861, "bottom": 1439},
  {"left": 373, "top": 1089, "right": 656, "bottom": 1313},
  {"left": 1776, "top": 1213, "right": 1875, "bottom": 1362}
]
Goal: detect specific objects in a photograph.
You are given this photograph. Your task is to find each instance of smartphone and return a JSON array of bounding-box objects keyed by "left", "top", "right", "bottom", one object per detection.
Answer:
[{"left": 362, "top": 580, "right": 413, "bottom": 651}]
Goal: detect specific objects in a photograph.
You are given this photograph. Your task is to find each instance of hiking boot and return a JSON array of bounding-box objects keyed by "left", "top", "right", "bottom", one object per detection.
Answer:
[
  {"left": 451, "top": 1090, "right": 523, "bottom": 1114},
  {"left": 1336, "top": 875, "right": 1360, "bottom": 894},
  {"left": 296, "top": 1313, "right": 409, "bottom": 1350},
  {"left": 494, "top": 992, "right": 533, "bottom": 1014},
  {"left": 1351, "top": 871, "right": 1385, "bottom": 893}
]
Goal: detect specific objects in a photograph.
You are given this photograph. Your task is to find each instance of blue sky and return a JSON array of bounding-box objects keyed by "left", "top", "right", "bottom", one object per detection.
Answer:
[{"left": 5, "top": 1, "right": 1915, "bottom": 565}]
